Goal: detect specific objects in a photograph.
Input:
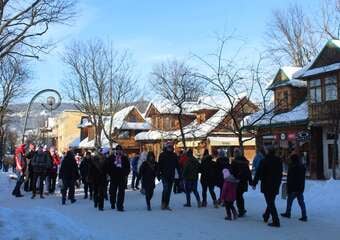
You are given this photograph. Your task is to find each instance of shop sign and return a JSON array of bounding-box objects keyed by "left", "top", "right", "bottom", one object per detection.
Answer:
[{"left": 296, "top": 131, "right": 310, "bottom": 142}]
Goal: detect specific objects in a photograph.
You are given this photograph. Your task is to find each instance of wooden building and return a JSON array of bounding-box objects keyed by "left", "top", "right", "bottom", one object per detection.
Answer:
[
  {"left": 78, "top": 106, "right": 151, "bottom": 156},
  {"left": 294, "top": 39, "right": 340, "bottom": 179},
  {"left": 135, "top": 97, "right": 257, "bottom": 161},
  {"left": 248, "top": 67, "right": 310, "bottom": 174}
]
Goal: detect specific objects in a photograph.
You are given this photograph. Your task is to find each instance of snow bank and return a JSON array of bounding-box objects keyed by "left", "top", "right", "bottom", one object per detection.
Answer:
[{"left": 0, "top": 207, "right": 94, "bottom": 240}]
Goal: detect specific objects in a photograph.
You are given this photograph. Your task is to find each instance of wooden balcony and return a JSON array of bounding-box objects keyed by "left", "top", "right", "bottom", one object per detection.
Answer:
[{"left": 309, "top": 101, "right": 340, "bottom": 122}]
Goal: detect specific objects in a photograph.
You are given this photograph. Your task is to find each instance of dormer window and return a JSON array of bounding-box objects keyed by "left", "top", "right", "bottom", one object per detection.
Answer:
[
  {"left": 325, "top": 76, "right": 337, "bottom": 101},
  {"left": 310, "top": 79, "right": 322, "bottom": 103}
]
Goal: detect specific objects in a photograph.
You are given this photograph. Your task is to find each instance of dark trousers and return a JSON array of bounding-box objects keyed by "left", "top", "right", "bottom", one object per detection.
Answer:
[
  {"left": 145, "top": 187, "right": 155, "bottom": 207},
  {"left": 225, "top": 201, "right": 237, "bottom": 218},
  {"left": 201, "top": 182, "right": 217, "bottom": 203},
  {"left": 236, "top": 188, "right": 245, "bottom": 212},
  {"left": 286, "top": 192, "right": 307, "bottom": 217},
  {"left": 32, "top": 172, "right": 45, "bottom": 196},
  {"left": 93, "top": 183, "right": 105, "bottom": 210},
  {"left": 264, "top": 193, "right": 280, "bottom": 224},
  {"left": 131, "top": 171, "right": 140, "bottom": 189},
  {"left": 161, "top": 178, "right": 174, "bottom": 207},
  {"left": 12, "top": 172, "right": 25, "bottom": 195},
  {"left": 185, "top": 180, "right": 201, "bottom": 205},
  {"left": 173, "top": 179, "right": 183, "bottom": 194},
  {"left": 24, "top": 173, "right": 33, "bottom": 192},
  {"left": 61, "top": 179, "right": 75, "bottom": 202},
  {"left": 83, "top": 180, "right": 93, "bottom": 198},
  {"left": 109, "top": 179, "right": 126, "bottom": 210},
  {"left": 46, "top": 174, "right": 57, "bottom": 193}
]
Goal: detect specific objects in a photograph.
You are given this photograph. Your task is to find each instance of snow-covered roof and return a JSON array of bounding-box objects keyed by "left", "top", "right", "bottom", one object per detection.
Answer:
[
  {"left": 293, "top": 39, "right": 340, "bottom": 79},
  {"left": 78, "top": 136, "right": 118, "bottom": 149},
  {"left": 135, "top": 109, "right": 228, "bottom": 141},
  {"left": 267, "top": 67, "right": 306, "bottom": 90},
  {"left": 244, "top": 101, "right": 308, "bottom": 127}
]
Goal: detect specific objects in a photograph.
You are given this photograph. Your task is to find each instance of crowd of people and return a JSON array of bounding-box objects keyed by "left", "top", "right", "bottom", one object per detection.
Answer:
[{"left": 11, "top": 141, "right": 308, "bottom": 228}]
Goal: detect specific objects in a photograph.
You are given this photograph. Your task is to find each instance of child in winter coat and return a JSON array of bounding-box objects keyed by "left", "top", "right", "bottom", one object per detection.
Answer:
[{"left": 221, "top": 168, "right": 239, "bottom": 220}]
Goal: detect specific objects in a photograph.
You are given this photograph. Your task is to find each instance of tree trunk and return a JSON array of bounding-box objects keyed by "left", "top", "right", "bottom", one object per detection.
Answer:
[
  {"left": 177, "top": 112, "right": 186, "bottom": 150},
  {"left": 238, "top": 134, "right": 245, "bottom": 156}
]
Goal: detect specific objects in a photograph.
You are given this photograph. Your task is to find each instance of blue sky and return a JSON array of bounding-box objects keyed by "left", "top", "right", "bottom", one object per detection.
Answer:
[{"left": 30, "top": 0, "right": 320, "bottom": 101}]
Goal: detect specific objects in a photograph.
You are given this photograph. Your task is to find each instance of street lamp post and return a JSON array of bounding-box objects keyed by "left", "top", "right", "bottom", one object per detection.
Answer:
[{"left": 22, "top": 89, "right": 62, "bottom": 144}]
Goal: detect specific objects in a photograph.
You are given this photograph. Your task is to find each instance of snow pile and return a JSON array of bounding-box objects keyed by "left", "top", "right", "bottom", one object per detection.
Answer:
[{"left": 0, "top": 207, "right": 94, "bottom": 240}]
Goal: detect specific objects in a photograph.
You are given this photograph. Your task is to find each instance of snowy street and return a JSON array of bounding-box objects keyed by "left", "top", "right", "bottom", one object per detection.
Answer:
[{"left": 0, "top": 172, "right": 339, "bottom": 240}]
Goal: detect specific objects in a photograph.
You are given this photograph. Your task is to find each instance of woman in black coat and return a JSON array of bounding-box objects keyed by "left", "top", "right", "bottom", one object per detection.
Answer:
[
  {"left": 140, "top": 151, "right": 159, "bottom": 211},
  {"left": 253, "top": 146, "right": 282, "bottom": 227},
  {"left": 59, "top": 150, "right": 80, "bottom": 205},
  {"left": 200, "top": 149, "right": 218, "bottom": 208},
  {"left": 230, "top": 148, "right": 252, "bottom": 217},
  {"left": 281, "top": 151, "right": 307, "bottom": 221}
]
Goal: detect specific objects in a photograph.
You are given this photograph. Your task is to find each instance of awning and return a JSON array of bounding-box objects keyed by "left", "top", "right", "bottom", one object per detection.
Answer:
[
  {"left": 176, "top": 140, "right": 201, "bottom": 148},
  {"left": 207, "top": 137, "right": 255, "bottom": 147}
]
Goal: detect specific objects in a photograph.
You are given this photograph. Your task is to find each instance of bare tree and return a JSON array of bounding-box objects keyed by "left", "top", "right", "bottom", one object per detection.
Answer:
[
  {"left": 63, "top": 40, "right": 136, "bottom": 149},
  {"left": 319, "top": 0, "right": 340, "bottom": 39},
  {"left": 151, "top": 60, "right": 202, "bottom": 149},
  {"left": 0, "top": 56, "right": 29, "bottom": 160},
  {"left": 195, "top": 37, "right": 284, "bottom": 154},
  {"left": 265, "top": 3, "right": 320, "bottom": 67},
  {"left": 0, "top": 0, "right": 76, "bottom": 60}
]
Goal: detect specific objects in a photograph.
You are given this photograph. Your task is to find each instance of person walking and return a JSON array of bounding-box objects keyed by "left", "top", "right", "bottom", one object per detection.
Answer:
[
  {"left": 46, "top": 147, "right": 60, "bottom": 194},
  {"left": 200, "top": 149, "right": 218, "bottom": 208},
  {"left": 221, "top": 168, "right": 239, "bottom": 220},
  {"left": 12, "top": 144, "right": 27, "bottom": 197},
  {"left": 59, "top": 150, "right": 79, "bottom": 205},
  {"left": 130, "top": 153, "right": 140, "bottom": 190},
  {"left": 31, "top": 145, "right": 52, "bottom": 199},
  {"left": 252, "top": 147, "right": 266, "bottom": 175},
  {"left": 80, "top": 151, "right": 93, "bottom": 199},
  {"left": 230, "top": 148, "right": 252, "bottom": 217},
  {"left": 215, "top": 149, "right": 230, "bottom": 204},
  {"left": 183, "top": 149, "right": 201, "bottom": 208},
  {"left": 89, "top": 151, "right": 107, "bottom": 211},
  {"left": 253, "top": 146, "right": 283, "bottom": 227},
  {"left": 158, "top": 141, "right": 180, "bottom": 211},
  {"left": 140, "top": 151, "right": 159, "bottom": 211},
  {"left": 281, "top": 150, "right": 307, "bottom": 222},
  {"left": 24, "top": 143, "right": 36, "bottom": 192},
  {"left": 107, "top": 145, "right": 130, "bottom": 211}
]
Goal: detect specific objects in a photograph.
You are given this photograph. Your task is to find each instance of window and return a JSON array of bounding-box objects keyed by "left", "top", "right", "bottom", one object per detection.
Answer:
[
  {"left": 309, "top": 79, "right": 322, "bottom": 103},
  {"left": 325, "top": 76, "right": 337, "bottom": 101},
  {"left": 164, "top": 117, "right": 171, "bottom": 130}
]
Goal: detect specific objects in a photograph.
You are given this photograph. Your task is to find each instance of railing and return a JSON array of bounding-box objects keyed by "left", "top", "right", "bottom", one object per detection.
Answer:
[{"left": 309, "top": 101, "right": 340, "bottom": 121}]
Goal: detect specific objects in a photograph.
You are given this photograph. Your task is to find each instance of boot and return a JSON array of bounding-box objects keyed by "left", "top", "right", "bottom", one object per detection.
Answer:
[
  {"left": 213, "top": 200, "right": 219, "bottom": 208},
  {"left": 201, "top": 201, "right": 207, "bottom": 207},
  {"left": 280, "top": 212, "right": 291, "bottom": 218},
  {"left": 299, "top": 216, "right": 308, "bottom": 222},
  {"left": 161, "top": 202, "right": 166, "bottom": 210},
  {"left": 40, "top": 195, "right": 45, "bottom": 199},
  {"left": 262, "top": 213, "right": 269, "bottom": 223},
  {"left": 197, "top": 201, "right": 202, "bottom": 208},
  {"left": 147, "top": 205, "right": 151, "bottom": 211},
  {"left": 62, "top": 198, "right": 66, "bottom": 205},
  {"left": 70, "top": 199, "right": 76, "bottom": 204},
  {"left": 184, "top": 203, "right": 191, "bottom": 207},
  {"left": 268, "top": 222, "right": 280, "bottom": 227},
  {"left": 232, "top": 208, "right": 238, "bottom": 220},
  {"left": 238, "top": 209, "right": 247, "bottom": 217},
  {"left": 31, "top": 194, "right": 36, "bottom": 199}
]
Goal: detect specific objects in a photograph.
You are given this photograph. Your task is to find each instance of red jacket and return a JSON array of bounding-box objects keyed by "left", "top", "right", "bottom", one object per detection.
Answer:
[
  {"left": 15, "top": 144, "right": 26, "bottom": 173},
  {"left": 50, "top": 153, "right": 61, "bottom": 174},
  {"left": 179, "top": 154, "right": 189, "bottom": 169}
]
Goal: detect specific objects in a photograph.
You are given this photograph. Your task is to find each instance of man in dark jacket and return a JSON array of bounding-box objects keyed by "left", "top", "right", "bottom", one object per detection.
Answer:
[
  {"left": 80, "top": 151, "right": 93, "bottom": 199},
  {"left": 281, "top": 151, "right": 307, "bottom": 222},
  {"left": 107, "top": 145, "right": 130, "bottom": 211},
  {"left": 200, "top": 149, "right": 218, "bottom": 207},
  {"left": 230, "top": 148, "right": 252, "bottom": 217},
  {"left": 89, "top": 151, "right": 107, "bottom": 211},
  {"left": 253, "top": 146, "right": 282, "bottom": 227},
  {"left": 158, "top": 141, "right": 180, "bottom": 210},
  {"left": 183, "top": 149, "right": 201, "bottom": 207},
  {"left": 24, "top": 143, "right": 36, "bottom": 192},
  {"left": 59, "top": 150, "right": 79, "bottom": 204},
  {"left": 31, "top": 145, "right": 52, "bottom": 199}
]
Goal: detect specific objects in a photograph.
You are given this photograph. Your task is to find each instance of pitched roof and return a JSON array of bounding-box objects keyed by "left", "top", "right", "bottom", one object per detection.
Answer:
[
  {"left": 267, "top": 67, "right": 306, "bottom": 90},
  {"left": 293, "top": 39, "right": 340, "bottom": 79}
]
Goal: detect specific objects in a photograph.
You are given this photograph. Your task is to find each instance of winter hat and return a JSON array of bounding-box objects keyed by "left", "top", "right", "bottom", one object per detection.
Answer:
[{"left": 222, "top": 168, "right": 231, "bottom": 179}]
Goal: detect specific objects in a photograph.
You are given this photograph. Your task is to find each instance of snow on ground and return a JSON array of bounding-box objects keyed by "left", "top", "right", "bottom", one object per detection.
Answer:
[{"left": 1, "top": 171, "right": 340, "bottom": 240}]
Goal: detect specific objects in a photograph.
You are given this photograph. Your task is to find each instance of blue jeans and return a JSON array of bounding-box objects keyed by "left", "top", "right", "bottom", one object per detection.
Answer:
[
  {"left": 12, "top": 172, "right": 25, "bottom": 195},
  {"left": 161, "top": 178, "right": 174, "bottom": 206},
  {"left": 185, "top": 180, "right": 201, "bottom": 205},
  {"left": 286, "top": 192, "right": 307, "bottom": 218}
]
